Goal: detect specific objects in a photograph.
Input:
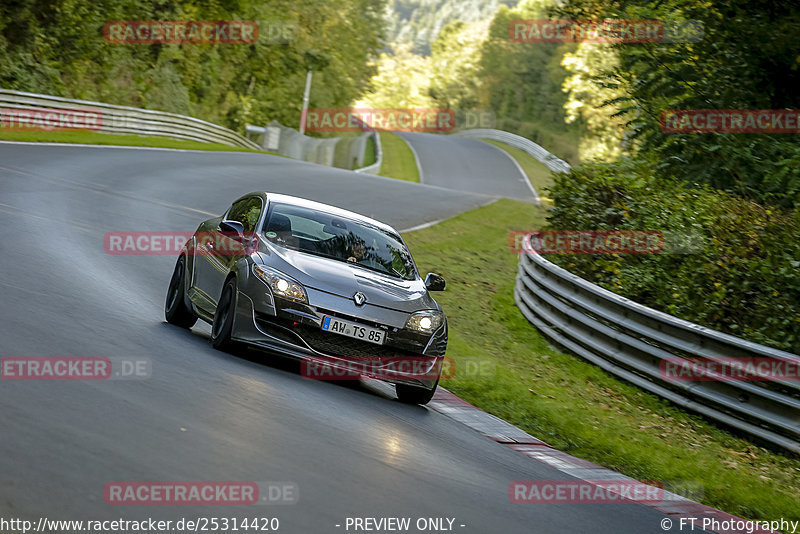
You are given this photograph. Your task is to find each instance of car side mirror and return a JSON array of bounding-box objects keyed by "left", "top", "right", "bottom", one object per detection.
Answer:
[
  {"left": 219, "top": 220, "right": 245, "bottom": 240},
  {"left": 424, "top": 272, "right": 446, "bottom": 291}
]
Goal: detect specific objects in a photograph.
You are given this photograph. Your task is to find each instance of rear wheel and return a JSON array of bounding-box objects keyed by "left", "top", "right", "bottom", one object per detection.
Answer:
[
  {"left": 396, "top": 379, "right": 438, "bottom": 405},
  {"left": 211, "top": 278, "right": 240, "bottom": 352},
  {"left": 165, "top": 256, "right": 197, "bottom": 328}
]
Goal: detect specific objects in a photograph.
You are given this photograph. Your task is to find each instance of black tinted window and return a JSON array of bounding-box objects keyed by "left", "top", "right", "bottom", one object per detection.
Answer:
[{"left": 264, "top": 203, "right": 417, "bottom": 281}]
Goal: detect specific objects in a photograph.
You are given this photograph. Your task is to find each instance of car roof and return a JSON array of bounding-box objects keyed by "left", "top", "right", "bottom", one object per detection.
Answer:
[{"left": 241, "top": 192, "right": 398, "bottom": 234}]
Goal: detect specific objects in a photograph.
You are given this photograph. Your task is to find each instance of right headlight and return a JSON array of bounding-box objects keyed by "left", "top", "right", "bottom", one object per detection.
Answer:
[
  {"left": 405, "top": 310, "right": 444, "bottom": 334},
  {"left": 253, "top": 265, "right": 308, "bottom": 303}
]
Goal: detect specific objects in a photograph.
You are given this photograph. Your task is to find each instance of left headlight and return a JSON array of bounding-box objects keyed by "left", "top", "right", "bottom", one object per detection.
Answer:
[
  {"left": 253, "top": 265, "right": 308, "bottom": 303},
  {"left": 405, "top": 310, "right": 444, "bottom": 334}
]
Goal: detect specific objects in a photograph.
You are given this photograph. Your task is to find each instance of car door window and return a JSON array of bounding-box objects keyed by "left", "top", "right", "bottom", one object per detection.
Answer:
[{"left": 227, "top": 197, "right": 263, "bottom": 233}]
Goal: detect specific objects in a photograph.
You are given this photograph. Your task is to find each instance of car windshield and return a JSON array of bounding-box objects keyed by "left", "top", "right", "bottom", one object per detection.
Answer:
[{"left": 263, "top": 203, "right": 417, "bottom": 281}]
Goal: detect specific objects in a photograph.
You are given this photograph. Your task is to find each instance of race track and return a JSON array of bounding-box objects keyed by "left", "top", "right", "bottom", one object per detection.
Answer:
[
  {"left": 396, "top": 132, "right": 536, "bottom": 202},
  {"left": 0, "top": 142, "right": 690, "bottom": 533}
]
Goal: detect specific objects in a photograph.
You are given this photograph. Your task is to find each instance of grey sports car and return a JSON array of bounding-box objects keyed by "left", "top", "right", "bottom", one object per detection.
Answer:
[{"left": 165, "top": 192, "right": 447, "bottom": 404}]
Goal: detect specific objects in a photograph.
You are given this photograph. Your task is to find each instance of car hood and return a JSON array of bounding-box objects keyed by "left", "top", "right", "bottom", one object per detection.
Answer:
[{"left": 257, "top": 244, "right": 439, "bottom": 313}]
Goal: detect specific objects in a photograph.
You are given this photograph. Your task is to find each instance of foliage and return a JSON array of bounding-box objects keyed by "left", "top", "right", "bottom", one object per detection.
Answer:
[
  {"left": 386, "top": 0, "right": 516, "bottom": 55},
  {"left": 475, "top": 1, "right": 575, "bottom": 138},
  {"left": 359, "top": 0, "right": 582, "bottom": 159},
  {"left": 545, "top": 160, "right": 800, "bottom": 353},
  {"left": 561, "top": 43, "right": 629, "bottom": 161},
  {"left": 0, "top": 0, "right": 387, "bottom": 132},
  {"left": 357, "top": 18, "right": 490, "bottom": 116},
  {"left": 553, "top": 0, "right": 800, "bottom": 207},
  {"left": 427, "top": 20, "right": 486, "bottom": 111},
  {"left": 356, "top": 43, "right": 435, "bottom": 109}
]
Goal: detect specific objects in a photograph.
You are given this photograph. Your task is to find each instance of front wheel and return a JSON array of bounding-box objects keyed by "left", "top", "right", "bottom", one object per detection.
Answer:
[
  {"left": 396, "top": 379, "right": 438, "bottom": 405},
  {"left": 165, "top": 256, "right": 197, "bottom": 329},
  {"left": 211, "top": 278, "right": 240, "bottom": 352}
]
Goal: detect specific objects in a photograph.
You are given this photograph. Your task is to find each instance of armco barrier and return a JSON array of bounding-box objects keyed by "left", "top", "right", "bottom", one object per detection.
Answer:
[
  {"left": 246, "top": 121, "right": 381, "bottom": 174},
  {"left": 515, "top": 236, "right": 800, "bottom": 453},
  {"left": 0, "top": 89, "right": 260, "bottom": 150},
  {"left": 454, "top": 128, "right": 572, "bottom": 174}
]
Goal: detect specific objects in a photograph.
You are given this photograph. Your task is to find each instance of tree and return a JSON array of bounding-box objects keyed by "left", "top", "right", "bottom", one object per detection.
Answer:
[
  {"left": 554, "top": 0, "right": 800, "bottom": 206},
  {"left": 561, "top": 43, "right": 629, "bottom": 161},
  {"left": 356, "top": 43, "right": 435, "bottom": 109},
  {"left": 0, "top": 0, "right": 388, "bottom": 132}
]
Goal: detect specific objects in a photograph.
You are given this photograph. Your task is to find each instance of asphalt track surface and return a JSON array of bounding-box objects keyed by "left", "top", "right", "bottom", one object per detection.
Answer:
[
  {"left": 0, "top": 142, "right": 691, "bottom": 533},
  {"left": 395, "top": 132, "right": 536, "bottom": 202}
]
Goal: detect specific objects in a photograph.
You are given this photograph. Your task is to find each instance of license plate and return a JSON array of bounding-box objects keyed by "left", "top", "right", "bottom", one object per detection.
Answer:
[{"left": 321, "top": 316, "right": 385, "bottom": 345}]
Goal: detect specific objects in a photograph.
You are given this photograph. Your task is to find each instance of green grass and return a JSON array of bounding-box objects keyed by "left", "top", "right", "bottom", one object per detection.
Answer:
[
  {"left": 402, "top": 198, "right": 800, "bottom": 523},
  {"left": 0, "top": 129, "right": 277, "bottom": 154},
  {"left": 333, "top": 136, "right": 359, "bottom": 169},
  {"left": 481, "top": 139, "right": 556, "bottom": 208},
  {"left": 332, "top": 134, "right": 377, "bottom": 170},
  {"left": 378, "top": 131, "right": 419, "bottom": 182},
  {"left": 363, "top": 134, "right": 377, "bottom": 167}
]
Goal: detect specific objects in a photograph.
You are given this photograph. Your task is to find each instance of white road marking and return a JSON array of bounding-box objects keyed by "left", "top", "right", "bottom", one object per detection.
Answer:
[{"left": 479, "top": 140, "right": 541, "bottom": 205}]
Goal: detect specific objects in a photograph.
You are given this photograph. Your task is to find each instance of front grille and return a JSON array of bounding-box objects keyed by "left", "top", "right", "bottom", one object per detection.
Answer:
[{"left": 295, "top": 325, "right": 419, "bottom": 359}]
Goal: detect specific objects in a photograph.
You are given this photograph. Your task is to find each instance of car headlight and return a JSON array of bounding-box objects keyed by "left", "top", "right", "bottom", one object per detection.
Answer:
[
  {"left": 253, "top": 265, "right": 308, "bottom": 303},
  {"left": 405, "top": 310, "right": 444, "bottom": 334}
]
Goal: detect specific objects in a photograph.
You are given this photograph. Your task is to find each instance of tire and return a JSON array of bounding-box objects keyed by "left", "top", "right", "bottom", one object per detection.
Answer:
[
  {"left": 396, "top": 379, "right": 438, "bottom": 405},
  {"left": 165, "top": 256, "right": 198, "bottom": 329},
  {"left": 211, "top": 277, "right": 240, "bottom": 352}
]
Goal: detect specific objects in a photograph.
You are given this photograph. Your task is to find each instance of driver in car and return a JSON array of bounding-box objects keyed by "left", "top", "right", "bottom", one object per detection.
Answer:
[{"left": 347, "top": 243, "right": 366, "bottom": 263}]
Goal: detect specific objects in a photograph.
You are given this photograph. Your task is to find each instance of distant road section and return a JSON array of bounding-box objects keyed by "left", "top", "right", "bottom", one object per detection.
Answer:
[{"left": 396, "top": 132, "right": 536, "bottom": 202}]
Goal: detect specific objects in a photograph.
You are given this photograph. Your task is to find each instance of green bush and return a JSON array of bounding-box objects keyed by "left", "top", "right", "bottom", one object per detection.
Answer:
[{"left": 545, "top": 158, "right": 800, "bottom": 353}]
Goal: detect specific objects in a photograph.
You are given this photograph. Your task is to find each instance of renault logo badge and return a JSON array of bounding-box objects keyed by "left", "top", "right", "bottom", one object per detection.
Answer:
[{"left": 353, "top": 292, "right": 367, "bottom": 306}]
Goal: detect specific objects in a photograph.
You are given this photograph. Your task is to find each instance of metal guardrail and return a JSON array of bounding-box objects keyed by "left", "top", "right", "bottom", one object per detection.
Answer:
[
  {"left": 515, "top": 239, "right": 800, "bottom": 453},
  {"left": 454, "top": 128, "right": 572, "bottom": 174},
  {"left": 0, "top": 89, "right": 260, "bottom": 150},
  {"left": 246, "top": 121, "right": 381, "bottom": 174}
]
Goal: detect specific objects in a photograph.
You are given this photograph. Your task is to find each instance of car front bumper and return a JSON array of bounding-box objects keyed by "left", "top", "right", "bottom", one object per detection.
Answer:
[{"left": 231, "top": 289, "right": 446, "bottom": 389}]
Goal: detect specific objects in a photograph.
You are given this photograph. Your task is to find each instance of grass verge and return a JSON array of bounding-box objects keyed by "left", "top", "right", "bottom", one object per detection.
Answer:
[
  {"left": 481, "top": 139, "right": 555, "bottom": 208},
  {"left": 363, "top": 134, "right": 377, "bottom": 167},
  {"left": 0, "top": 129, "right": 277, "bottom": 154},
  {"left": 378, "top": 131, "right": 419, "bottom": 182},
  {"left": 402, "top": 198, "right": 800, "bottom": 523},
  {"left": 332, "top": 134, "right": 377, "bottom": 170}
]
